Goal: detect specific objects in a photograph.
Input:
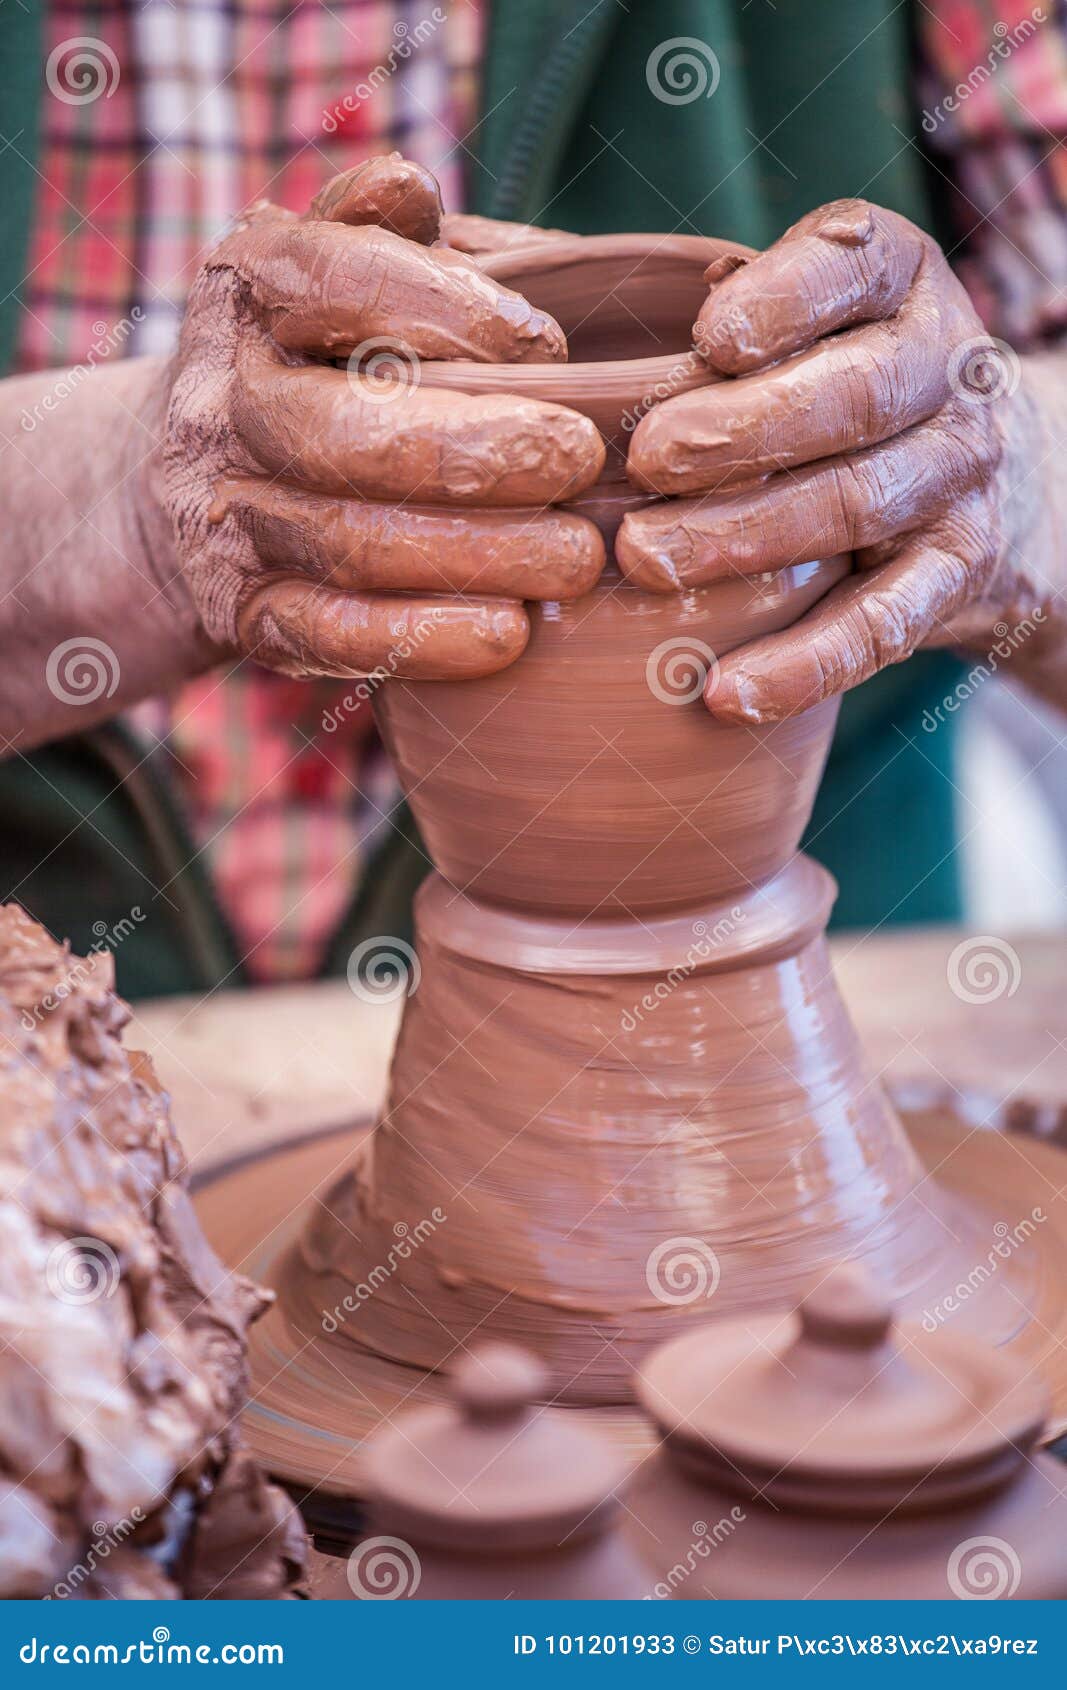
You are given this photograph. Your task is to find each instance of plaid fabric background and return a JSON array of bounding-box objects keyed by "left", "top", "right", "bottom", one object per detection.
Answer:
[
  {"left": 917, "top": 0, "right": 1067, "bottom": 344},
  {"left": 17, "top": 0, "right": 482, "bottom": 982}
]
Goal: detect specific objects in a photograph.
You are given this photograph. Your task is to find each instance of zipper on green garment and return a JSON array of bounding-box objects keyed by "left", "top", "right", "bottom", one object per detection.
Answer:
[{"left": 487, "top": 0, "right": 620, "bottom": 222}]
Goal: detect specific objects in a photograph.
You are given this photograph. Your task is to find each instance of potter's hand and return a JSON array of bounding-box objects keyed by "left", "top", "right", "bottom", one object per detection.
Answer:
[
  {"left": 619, "top": 199, "right": 1056, "bottom": 722},
  {"left": 165, "top": 156, "right": 606, "bottom": 681}
]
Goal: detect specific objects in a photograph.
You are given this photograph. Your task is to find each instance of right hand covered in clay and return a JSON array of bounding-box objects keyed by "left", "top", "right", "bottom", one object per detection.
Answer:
[
  {"left": 163, "top": 156, "right": 606, "bottom": 681},
  {"left": 616, "top": 200, "right": 1067, "bottom": 722}
]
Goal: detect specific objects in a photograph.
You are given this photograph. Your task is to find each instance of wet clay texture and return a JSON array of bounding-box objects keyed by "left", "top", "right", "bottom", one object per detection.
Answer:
[
  {"left": 627, "top": 1264, "right": 1067, "bottom": 1599},
  {"left": 0, "top": 905, "right": 305, "bottom": 1599},
  {"left": 258, "top": 238, "right": 1057, "bottom": 1457}
]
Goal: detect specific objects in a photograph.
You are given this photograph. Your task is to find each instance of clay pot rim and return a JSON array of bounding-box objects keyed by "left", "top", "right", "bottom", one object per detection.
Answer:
[{"left": 421, "top": 231, "right": 741, "bottom": 399}]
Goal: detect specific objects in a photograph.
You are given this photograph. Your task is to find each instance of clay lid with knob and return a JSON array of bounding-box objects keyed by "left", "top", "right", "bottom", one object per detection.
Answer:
[
  {"left": 362, "top": 1342, "right": 631, "bottom": 1552},
  {"left": 637, "top": 1263, "right": 1048, "bottom": 1517}
]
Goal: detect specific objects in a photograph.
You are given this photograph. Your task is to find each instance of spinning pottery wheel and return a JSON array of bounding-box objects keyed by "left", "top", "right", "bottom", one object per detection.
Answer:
[{"left": 196, "top": 236, "right": 1067, "bottom": 1527}]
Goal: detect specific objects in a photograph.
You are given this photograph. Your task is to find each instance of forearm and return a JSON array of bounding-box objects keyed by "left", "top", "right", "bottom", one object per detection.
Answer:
[
  {"left": 954, "top": 349, "right": 1067, "bottom": 712},
  {"left": 0, "top": 355, "right": 217, "bottom": 753}
]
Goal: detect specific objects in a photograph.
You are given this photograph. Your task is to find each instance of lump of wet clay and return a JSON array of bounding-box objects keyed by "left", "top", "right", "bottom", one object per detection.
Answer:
[{"left": 0, "top": 903, "right": 306, "bottom": 1600}]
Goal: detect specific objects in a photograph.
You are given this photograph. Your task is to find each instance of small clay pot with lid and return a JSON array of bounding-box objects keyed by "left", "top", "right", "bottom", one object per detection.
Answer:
[
  {"left": 354, "top": 1344, "right": 653, "bottom": 1599},
  {"left": 626, "top": 1265, "right": 1067, "bottom": 1600}
]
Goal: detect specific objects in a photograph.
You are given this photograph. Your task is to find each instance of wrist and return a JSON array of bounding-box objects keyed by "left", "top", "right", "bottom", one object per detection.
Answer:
[
  {"left": 945, "top": 354, "right": 1067, "bottom": 708},
  {"left": 116, "top": 355, "right": 223, "bottom": 674}
]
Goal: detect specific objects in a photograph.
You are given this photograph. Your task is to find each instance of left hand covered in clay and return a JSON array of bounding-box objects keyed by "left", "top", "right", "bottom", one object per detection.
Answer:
[{"left": 618, "top": 199, "right": 1055, "bottom": 723}]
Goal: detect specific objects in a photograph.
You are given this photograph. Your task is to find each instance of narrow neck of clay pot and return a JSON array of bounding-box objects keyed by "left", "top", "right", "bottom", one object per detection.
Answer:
[{"left": 419, "top": 233, "right": 741, "bottom": 480}]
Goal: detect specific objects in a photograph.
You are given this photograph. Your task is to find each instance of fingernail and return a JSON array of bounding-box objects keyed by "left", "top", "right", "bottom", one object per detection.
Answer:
[{"left": 717, "top": 670, "right": 765, "bottom": 724}]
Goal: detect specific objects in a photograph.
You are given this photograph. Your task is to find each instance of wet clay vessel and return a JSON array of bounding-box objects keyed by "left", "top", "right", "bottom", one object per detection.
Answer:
[
  {"left": 224, "top": 236, "right": 1067, "bottom": 1513},
  {"left": 626, "top": 1264, "right": 1067, "bottom": 1599}
]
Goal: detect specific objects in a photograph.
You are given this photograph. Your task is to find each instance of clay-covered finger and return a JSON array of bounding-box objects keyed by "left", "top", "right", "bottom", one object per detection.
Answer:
[
  {"left": 212, "top": 476, "right": 606, "bottom": 598},
  {"left": 232, "top": 346, "right": 605, "bottom": 505},
  {"left": 308, "top": 154, "right": 442, "bottom": 245},
  {"left": 627, "top": 321, "right": 950, "bottom": 496},
  {"left": 695, "top": 201, "right": 925, "bottom": 375},
  {"left": 214, "top": 217, "right": 566, "bottom": 363},
  {"left": 617, "top": 407, "right": 997, "bottom": 590},
  {"left": 237, "top": 579, "right": 529, "bottom": 680},
  {"left": 706, "top": 501, "right": 998, "bottom": 724}
]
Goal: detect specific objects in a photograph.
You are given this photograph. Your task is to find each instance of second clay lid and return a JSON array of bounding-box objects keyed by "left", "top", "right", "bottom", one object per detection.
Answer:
[{"left": 637, "top": 1263, "right": 1047, "bottom": 1515}]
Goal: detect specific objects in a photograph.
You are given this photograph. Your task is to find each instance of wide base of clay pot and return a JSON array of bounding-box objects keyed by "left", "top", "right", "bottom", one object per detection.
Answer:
[{"left": 194, "top": 1105, "right": 1067, "bottom": 1539}]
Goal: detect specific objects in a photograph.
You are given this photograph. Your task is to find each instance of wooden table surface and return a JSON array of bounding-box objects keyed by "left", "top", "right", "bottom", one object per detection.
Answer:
[{"left": 129, "top": 926, "right": 1067, "bottom": 1179}]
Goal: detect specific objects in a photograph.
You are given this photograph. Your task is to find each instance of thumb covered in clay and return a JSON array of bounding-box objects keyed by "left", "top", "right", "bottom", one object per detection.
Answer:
[
  {"left": 307, "top": 154, "right": 445, "bottom": 246},
  {"left": 619, "top": 196, "right": 1046, "bottom": 723}
]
